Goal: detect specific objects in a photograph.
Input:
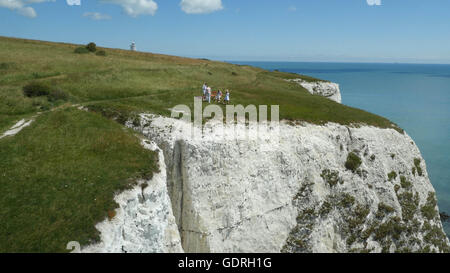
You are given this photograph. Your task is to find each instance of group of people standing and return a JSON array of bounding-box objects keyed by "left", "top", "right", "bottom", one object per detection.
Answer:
[{"left": 202, "top": 83, "right": 230, "bottom": 104}]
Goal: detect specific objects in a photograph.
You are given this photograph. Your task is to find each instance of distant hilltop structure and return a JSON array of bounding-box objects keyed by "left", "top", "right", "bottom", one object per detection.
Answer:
[{"left": 130, "top": 42, "right": 136, "bottom": 51}]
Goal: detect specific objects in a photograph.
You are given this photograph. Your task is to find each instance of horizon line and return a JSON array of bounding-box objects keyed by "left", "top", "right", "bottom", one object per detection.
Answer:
[
  {"left": 3, "top": 35, "right": 450, "bottom": 66},
  {"left": 220, "top": 59, "right": 450, "bottom": 66}
]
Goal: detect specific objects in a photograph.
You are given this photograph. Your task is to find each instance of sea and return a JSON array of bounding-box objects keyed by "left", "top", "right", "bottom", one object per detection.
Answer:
[{"left": 231, "top": 61, "right": 450, "bottom": 237}]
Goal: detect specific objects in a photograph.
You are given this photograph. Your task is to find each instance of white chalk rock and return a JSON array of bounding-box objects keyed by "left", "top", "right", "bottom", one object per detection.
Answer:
[
  {"left": 85, "top": 114, "right": 449, "bottom": 253},
  {"left": 0, "top": 118, "right": 34, "bottom": 139},
  {"left": 289, "top": 79, "right": 342, "bottom": 103},
  {"left": 128, "top": 115, "right": 449, "bottom": 253},
  {"left": 82, "top": 140, "right": 183, "bottom": 253}
]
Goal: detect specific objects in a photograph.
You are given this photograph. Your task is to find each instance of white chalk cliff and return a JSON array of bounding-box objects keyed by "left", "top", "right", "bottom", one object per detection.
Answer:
[
  {"left": 289, "top": 79, "right": 342, "bottom": 103},
  {"left": 82, "top": 140, "right": 183, "bottom": 253},
  {"left": 83, "top": 111, "right": 449, "bottom": 253}
]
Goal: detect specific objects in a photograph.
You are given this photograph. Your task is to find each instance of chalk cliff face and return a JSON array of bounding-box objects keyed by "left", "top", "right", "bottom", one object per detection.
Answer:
[
  {"left": 82, "top": 141, "right": 183, "bottom": 253},
  {"left": 83, "top": 114, "right": 449, "bottom": 253},
  {"left": 289, "top": 79, "right": 342, "bottom": 103}
]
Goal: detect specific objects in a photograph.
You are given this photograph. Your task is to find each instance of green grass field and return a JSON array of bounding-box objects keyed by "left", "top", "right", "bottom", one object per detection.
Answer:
[{"left": 0, "top": 36, "right": 401, "bottom": 252}]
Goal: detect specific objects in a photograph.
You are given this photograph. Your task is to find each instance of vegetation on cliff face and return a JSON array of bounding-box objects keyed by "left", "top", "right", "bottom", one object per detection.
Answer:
[
  {"left": 283, "top": 174, "right": 449, "bottom": 253},
  {"left": 345, "top": 152, "right": 362, "bottom": 173}
]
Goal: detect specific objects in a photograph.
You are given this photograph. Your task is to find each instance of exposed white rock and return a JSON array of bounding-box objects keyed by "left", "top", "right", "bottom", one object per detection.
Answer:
[
  {"left": 124, "top": 114, "right": 449, "bottom": 253},
  {"left": 0, "top": 118, "right": 34, "bottom": 139},
  {"left": 85, "top": 111, "right": 449, "bottom": 253},
  {"left": 82, "top": 140, "right": 183, "bottom": 253},
  {"left": 289, "top": 79, "right": 342, "bottom": 103}
]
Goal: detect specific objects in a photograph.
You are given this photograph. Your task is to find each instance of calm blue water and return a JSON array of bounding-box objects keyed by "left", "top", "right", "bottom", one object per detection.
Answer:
[{"left": 232, "top": 61, "right": 450, "bottom": 236}]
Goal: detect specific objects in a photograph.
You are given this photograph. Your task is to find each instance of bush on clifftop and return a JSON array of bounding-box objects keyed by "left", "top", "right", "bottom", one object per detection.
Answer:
[
  {"left": 86, "top": 42, "right": 97, "bottom": 52},
  {"left": 23, "top": 82, "right": 50, "bottom": 97},
  {"left": 74, "top": 47, "right": 89, "bottom": 54}
]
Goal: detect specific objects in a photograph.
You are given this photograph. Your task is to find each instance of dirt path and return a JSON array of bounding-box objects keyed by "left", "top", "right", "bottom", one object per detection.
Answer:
[
  {"left": 79, "top": 91, "right": 168, "bottom": 106},
  {"left": 0, "top": 91, "right": 169, "bottom": 139}
]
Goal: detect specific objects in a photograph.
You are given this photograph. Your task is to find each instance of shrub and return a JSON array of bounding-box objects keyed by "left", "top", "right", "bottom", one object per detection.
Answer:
[
  {"left": 378, "top": 202, "right": 395, "bottom": 214},
  {"left": 23, "top": 82, "right": 51, "bottom": 97},
  {"left": 397, "top": 191, "right": 419, "bottom": 222},
  {"left": 321, "top": 169, "right": 342, "bottom": 187},
  {"left": 132, "top": 115, "right": 140, "bottom": 127},
  {"left": 345, "top": 152, "right": 362, "bottom": 173},
  {"left": 107, "top": 210, "right": 116, "bottom": 221},
  {"left": 388, "top": 171, "right": 397, "bottom": 181},
  {"left": 0, "top": 62, "right": 13, "bottom": 70},
  {"left": 96, "top": 50, "right": 106, "bottom": 56},
  {"left": 374, "top": 217, "right": 405, "bottom": 242},
  {"left": 319, "top": 201, "right": 332, "bottom": 216},
  {"left": 74, "top": 47, "right": 89, "bottom": 54},
  {"left": 39, "top": 104, "right": 51, "bottom": 111},
  {"left": 141, "top": 182, "right": 149, "bottom": 192},
  {"left": 400, "top": 176, "right": 412, "bottom": 189},
  {"left": 421, "top": 192, "right": 438, "bottom": 220},
  {"left": 414, "top": 158, "right": 423, "bottom": 176},
  {"left": 340, "top": 193, "right": 356, "bottom": 208},
  {"left": 48, "top": 89, "right": 69, "bottom": 102},
  {"left": 86, "top": 42, "right": 97, "bottom": 52}
]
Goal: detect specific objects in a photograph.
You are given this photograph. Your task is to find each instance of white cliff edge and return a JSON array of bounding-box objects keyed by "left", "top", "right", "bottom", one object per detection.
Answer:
[
  {"left": 84, "top": 114, "right": 449, "bottom": 253},
  {"left": 81, "top": 140, "right": 183, "bottom": 253},
  {"left": 289, "top": 79, "right": 342, "bottom": 103}
]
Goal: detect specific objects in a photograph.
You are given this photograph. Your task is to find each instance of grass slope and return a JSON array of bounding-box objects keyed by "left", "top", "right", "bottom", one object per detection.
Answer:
[
  {"left": 0, "top": 36, "right": 400, "bottom": 252},
  {"left": 0, "top": 108, "right": 157, "bottom": 252}
]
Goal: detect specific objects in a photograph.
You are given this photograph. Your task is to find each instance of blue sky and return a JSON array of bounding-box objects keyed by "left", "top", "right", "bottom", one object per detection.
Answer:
[{"left": 1, "top": 0, "right": 450, "bottom": 63}]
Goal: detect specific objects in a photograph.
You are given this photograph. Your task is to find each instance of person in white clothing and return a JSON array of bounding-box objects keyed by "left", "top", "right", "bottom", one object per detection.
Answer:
[
  {"left": 215, "top": 90, "right": 222, "bottom": 102},
  {"left": 202, "top": 83, "right": 207, "bottom": 100},
  {"left": 207, "top": 87, "right": 212, "bottom": 103},
  {"left": 224, "top": 90, "right": 230, "bottom": 104}
]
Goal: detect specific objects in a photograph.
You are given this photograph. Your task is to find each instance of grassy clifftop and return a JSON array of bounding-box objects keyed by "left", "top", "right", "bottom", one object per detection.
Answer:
[
  {"left": 0, "top": 36, "right": 399, "bottom": 130},
  {"left": 0, "top": 36, "right": 400, "bottom": 252},
  {"left": 0, "top": 108, "right": 158, "bottom": 252}
]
